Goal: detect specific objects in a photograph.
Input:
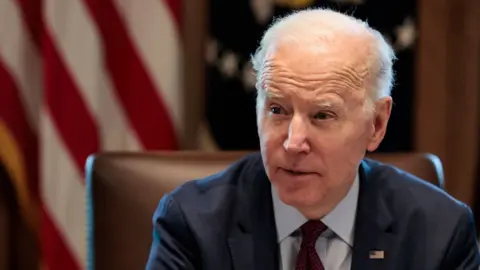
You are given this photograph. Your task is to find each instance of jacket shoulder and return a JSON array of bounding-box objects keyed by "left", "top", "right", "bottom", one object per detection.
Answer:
[
  {"left": 169, "top": 152, "right": 264, "bottom": 201},
  {"left": 363, "top": 158, "right": 470, "bottom": 225},
  {"left": 363, "top": 159, "right": 479, "bottom": 267},
  {"left": 148, "top": 153, "right": 264, "bottom": 269},
  {"left": 161, "top": 152, "right": 264, "bottom": 228},
  {"left": 364, "top": 158, "right": 466, "bottom": 210}
]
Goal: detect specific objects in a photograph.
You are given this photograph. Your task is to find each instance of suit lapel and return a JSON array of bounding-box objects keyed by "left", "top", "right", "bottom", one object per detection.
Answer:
[
  {"left": 351, "top": 160, "right": 400, "bottom": 270},
  {"left": 228, "top": 225, "right": 253, "bottom": 270},
  {"left": 228, "top": 162, "right": 278, "bottom": 270}
]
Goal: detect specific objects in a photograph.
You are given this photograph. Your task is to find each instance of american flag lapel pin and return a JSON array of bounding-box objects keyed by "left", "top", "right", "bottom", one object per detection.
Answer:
[{"left": 369, "top": 250, "right": 385, "bottom": 259}]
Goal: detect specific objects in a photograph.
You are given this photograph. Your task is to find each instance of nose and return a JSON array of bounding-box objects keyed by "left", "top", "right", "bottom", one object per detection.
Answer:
[{"left": 283, "top": 115, "right": 310, "bottom": 154}]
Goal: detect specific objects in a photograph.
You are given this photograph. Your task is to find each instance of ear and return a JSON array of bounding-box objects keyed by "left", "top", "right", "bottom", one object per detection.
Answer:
[{"left": 366, "top": 97, "right": 392, "bottom": 152}]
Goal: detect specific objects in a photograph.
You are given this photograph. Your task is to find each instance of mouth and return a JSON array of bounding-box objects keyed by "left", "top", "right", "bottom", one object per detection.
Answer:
[{"left": 283, "top": 168, "right": 315, "bottom": 176}]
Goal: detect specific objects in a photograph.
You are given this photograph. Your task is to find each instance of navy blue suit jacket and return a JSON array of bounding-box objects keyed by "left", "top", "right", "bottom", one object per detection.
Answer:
[{"left": 146, "top": 153, "right": 480, "bottom": 269}]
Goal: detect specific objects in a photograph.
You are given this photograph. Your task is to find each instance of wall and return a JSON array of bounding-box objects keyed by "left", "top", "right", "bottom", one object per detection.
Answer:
[{"left": 416, "top": 0, "right": 480, "bottom": 206}]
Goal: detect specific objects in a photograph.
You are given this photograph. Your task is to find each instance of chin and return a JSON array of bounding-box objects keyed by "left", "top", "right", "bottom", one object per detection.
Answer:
[{"left": 276, "top": 183, "right": 324, "bottom": 208}]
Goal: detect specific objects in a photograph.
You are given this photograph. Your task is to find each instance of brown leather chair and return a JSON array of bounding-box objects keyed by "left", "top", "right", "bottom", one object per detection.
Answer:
[{"left": 85, "top": 151, "right": 444, "bottom": 270}]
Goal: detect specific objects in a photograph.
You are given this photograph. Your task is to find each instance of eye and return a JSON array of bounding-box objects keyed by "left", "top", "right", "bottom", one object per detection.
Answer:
[
  {"left": 314, "top": 112, "right": 333, "bottom": 120},
  {"left": 269, "top": 105, "right": 286, "bottom": 115}
]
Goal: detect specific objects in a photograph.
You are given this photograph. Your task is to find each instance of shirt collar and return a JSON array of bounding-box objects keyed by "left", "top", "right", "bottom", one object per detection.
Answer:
[{"left": 271, "top": 172, "right": 359, "bottom": 247}]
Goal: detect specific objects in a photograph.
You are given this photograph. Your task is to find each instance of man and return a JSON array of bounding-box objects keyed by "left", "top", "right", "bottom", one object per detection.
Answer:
[{"left": 146, "top": 8, "right": 480, "bottom": 270}]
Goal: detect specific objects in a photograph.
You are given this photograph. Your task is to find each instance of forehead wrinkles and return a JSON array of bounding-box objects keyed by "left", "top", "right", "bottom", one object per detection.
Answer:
[{"left": 260, "top": 58, "right": 371, "bottom": 93}]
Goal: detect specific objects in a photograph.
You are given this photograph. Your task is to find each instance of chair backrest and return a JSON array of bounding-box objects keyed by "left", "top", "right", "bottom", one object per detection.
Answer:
[{"left": 85, "top": 151, "right": 444, "bottom": 270}]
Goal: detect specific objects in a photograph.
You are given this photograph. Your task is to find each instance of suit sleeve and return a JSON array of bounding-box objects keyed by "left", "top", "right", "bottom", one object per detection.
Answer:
[
  {"left": 444, "top": 205, "right": 480, "bottom": 270},
  {"left": 145, "top": 193, "right": 199, "bottom": 270}
]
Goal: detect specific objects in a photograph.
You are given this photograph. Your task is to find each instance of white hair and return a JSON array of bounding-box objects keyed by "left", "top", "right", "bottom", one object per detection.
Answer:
[{"left": 251, "top": 8, "right": 396, "bottom": 107}]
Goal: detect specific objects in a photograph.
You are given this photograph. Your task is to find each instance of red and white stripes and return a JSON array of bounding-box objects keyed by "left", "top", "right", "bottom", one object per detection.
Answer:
[
  {"left": 0, "top": 0, "right": 42, "bottom": 235},
  {"left": 0, "top": 0, "right": 182, "bottom": 268}
]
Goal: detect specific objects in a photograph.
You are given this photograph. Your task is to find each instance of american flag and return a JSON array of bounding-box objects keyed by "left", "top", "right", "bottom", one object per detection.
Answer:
[
  {"left": 204, "top": 0, "right": 417, "bottom": 152},
  {"left": 369, "top": 250, "right": 385, "bottom": 259},
  {"left": 0, "top": 0, "right": 182, "bottom": 269}
]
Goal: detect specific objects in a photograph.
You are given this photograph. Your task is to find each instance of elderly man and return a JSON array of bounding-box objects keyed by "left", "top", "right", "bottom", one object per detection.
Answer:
[{"left": 146, "top": 8, "right": 480, "bottom": 270}]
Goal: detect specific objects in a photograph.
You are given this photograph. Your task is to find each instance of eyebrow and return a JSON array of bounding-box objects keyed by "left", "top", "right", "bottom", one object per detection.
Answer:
[
  {"left": 313, "top": 100, "right": 343, "bottom": 109},
  {"left": 314, "top": 100, "right": 334, "bottom": 107},
  {"left": 265, "top": 89, "right": 285, "bottom": 99},
  {"left": 266, "top": 93, "right": 342, "bottom": 109}
]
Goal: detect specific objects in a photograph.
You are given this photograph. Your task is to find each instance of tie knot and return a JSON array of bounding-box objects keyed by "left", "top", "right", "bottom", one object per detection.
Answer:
[{"left": 301, "top": 220, "right": 327, "bottom": 245}]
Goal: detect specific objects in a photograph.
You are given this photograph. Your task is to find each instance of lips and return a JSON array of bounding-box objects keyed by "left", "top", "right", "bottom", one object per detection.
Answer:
[
  {"left": 283, "top": 168, "right": 314, "bottom": 176},
  {"left": 286, "top": 169, "right": 306, "bottom": 175}
]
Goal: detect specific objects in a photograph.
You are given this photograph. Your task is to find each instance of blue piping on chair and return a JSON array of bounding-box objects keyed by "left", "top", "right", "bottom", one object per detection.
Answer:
[{"left": 85, "top": 155, "right": 96, "bottom": 270}]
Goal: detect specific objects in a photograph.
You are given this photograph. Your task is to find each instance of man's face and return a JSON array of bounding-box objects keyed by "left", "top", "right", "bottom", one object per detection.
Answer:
[{"left": 257, "top": 42, "right": 391, "bottom": 218}]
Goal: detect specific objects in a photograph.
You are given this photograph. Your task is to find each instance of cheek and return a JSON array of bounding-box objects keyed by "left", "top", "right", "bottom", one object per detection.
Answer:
[
  {"left": 310, "top": 122, "right": 369, "bottom": 170},
  {"left": 259, "top": 119, "right": 288, "bottom": 169},
  {"left": 309, "top": 127, "right": 352, "bottom": 154},
  {"left": 259, "top": 115, "right": 288, "bottom": 147},
  {"left": 315, "top": 120, "right": 368, "bottom": 148}
]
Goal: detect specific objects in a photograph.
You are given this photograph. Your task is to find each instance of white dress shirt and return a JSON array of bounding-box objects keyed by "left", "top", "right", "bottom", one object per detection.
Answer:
[{"left": 271, "top": 174, "right": 359, "bottom": 270}]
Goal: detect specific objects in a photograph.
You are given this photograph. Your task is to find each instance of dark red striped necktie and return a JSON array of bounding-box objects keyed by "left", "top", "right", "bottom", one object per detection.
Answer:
[{"left": 295, "top": 220, "right": 328, "bottom": 270}]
